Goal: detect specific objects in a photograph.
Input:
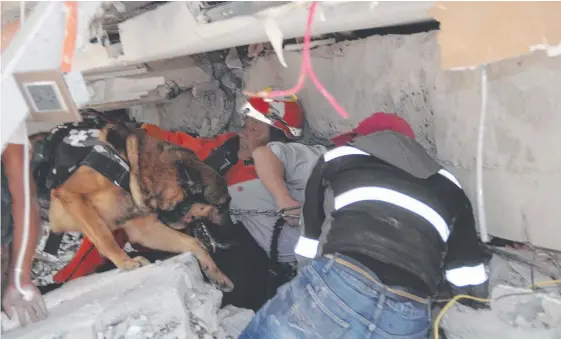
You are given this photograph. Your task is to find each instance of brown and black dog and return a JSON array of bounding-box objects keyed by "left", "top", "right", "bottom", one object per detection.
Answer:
[{"left": 40, "top": 118, "right": 233, "bottom": 291}]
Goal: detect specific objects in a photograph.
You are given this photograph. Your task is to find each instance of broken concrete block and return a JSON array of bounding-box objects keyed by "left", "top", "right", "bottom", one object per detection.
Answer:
[
  {"left": 215, "top": 305, "right": 255, "bottom": 339},
  {"left": 192, "top": 80, "right": 220, "bottom": 97},
  {"left": 1, "top": 254, "right": 253, "bottom": 339},
  {"left": 441, "top": 284, "right": 561, "bottom": 339},
  {"left": 225, "top": 48, "right": 243, "bottom": 70},
  {"left": 542, "top": 294, "right": 561, "bottom": 327}
]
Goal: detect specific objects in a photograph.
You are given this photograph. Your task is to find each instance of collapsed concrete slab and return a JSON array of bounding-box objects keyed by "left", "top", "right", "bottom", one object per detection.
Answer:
[{"left": 1, "top": 253, "right": 254, "bottom": 339}]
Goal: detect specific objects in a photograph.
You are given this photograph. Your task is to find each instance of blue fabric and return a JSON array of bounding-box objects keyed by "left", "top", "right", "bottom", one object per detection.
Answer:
[
  {"left": 1, "top": 164, "right": 14, "bottom": 246},
  {"left": 240, "top": 254, "right": 430, "bottom": 339}
]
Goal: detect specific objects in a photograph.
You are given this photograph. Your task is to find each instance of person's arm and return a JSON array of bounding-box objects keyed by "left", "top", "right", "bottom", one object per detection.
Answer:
[
  {"left": 2, "top": 144, "right": 41, "bottom": 286},
  {"left": 253, "top": 142, "right": 327, "bottom": 228},
  {"left": 252, "top": 146, "right": 297, "bottom": 211},
  {"left": 443, "top": 200, "right": 489, "bottom": 301},
  {"left": 2, "top": 143, "right": 47, "bottom": 325}
]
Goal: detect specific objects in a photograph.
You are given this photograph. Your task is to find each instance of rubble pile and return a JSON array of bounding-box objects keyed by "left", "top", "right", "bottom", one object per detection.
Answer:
[
  {"left": 441, "top": 250, "right": 561, "bottom": 339},
  {"left": 441, "top": 284, "right": 561, "bottom": 339},
  {"left": 2, "top": 254, "right": 254, "bottom": 339}
]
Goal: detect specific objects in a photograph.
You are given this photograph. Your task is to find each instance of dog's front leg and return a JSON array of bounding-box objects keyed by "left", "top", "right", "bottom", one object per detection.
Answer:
[
  {"left": 123, "top": 215, "right": 234, "bottom": 292},
  {"left": 53, "top": 189, "right": 147, "bottom": 271}
]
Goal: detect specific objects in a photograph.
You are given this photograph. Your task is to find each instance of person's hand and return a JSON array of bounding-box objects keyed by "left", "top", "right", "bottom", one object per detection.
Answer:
[
  {"left": 277, "top": 197, "right": 301, "bottom": 227},
  {"left": 2, "top": 282, "right": 48, "bottom": 326}
]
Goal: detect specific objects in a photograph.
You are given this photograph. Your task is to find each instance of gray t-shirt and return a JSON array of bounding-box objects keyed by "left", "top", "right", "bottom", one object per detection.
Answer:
[{"left": 228, "top": 142, "right": 327, "bottom": 263}]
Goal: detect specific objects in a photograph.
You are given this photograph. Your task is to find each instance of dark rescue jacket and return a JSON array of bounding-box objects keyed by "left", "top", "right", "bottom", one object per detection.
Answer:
[{"left": 298, "top": 131, "right": 487, "bottom": 296}]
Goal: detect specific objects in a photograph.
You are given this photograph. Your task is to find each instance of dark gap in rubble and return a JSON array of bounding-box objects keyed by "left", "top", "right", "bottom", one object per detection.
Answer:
[
  {"left": 337, "top": 20, "right": 440, "bottom": 40},
  {"left": 279, "top": 20, "right": 440, "bottom": 47}
]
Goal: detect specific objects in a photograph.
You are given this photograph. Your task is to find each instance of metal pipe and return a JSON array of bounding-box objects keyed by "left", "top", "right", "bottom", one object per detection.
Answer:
[{"left": 476, "top": 65, "right": 490, "bottom": 242}]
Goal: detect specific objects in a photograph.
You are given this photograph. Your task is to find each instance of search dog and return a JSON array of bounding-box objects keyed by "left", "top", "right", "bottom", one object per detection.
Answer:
[{"left": 38, "top": 117, "right": 233, "bottom": 291}]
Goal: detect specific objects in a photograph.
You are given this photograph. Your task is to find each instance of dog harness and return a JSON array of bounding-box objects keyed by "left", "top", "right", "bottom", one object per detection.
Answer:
[{"left": 38, "top": 121, "right": 131, "bottom": 193}]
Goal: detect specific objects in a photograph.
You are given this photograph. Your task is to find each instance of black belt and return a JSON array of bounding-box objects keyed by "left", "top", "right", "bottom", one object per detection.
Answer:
[{"left": 266, "top": 217, "right": 297, "bottom": 298}]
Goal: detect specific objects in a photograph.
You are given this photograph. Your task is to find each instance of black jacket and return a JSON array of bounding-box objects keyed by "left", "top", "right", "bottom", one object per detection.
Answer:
[{"left": 297, "top": 131, "right": 487, "bottom": 296}]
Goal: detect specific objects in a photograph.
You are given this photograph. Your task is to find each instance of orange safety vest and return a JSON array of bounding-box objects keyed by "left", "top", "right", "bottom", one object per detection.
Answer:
[{"left": 55, "top": 124, "right": 256, "bottom": 282}]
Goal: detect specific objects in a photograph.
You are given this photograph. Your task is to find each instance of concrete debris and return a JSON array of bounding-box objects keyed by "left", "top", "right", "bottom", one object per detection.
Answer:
[
  {"left": 441, "top": 285, "right": 561, "bottom": 339},
  {"left": 2, "top": 254, "right": 254, "bottom": 339},
  {"left": 192, "top": 80, "right": 222, "bottom": 97},
  {"left": 441, "top": 250, "right": 561, "bottom": 339},
  {"left": 130, "top": 51, "right": 243, "bottom": 137},
  {"left": 88, "top": 77, "right": 165, "bottom": 105},
  {"left": 31, "top": 223, "right": 139, "bottom": 287},
  {"left": 215, "top": 305, "right": 255, "bottom": 339},
  {"left": 488, "top": 252, "right": 561, "bottom": 294},
  {"left": 225, "top": 48, "right": 243, "bottom": 70}
]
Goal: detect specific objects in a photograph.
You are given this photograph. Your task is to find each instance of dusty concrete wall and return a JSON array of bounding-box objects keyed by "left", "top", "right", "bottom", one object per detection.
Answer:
[{"left": 242, "top": 31, "right": 561, "bottom": 250}]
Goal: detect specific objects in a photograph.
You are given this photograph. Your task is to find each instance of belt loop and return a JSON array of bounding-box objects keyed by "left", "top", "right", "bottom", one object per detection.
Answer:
[
  {"left": 369, "top": 289, "right": 387, "bottom": 333},
  {"left": 322, "top": 253, "right": 338, "bottom": 273},
  {"left": 427, "top": 297, "right": 433, "bottom": 323}
]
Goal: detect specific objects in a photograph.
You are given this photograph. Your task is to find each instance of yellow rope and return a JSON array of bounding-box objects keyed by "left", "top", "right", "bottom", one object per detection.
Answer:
[
  {"left": 532, "top": 279, "right": 561, "bottom": 288},
  {"left": 434, "top": 279, "right": 561, "bottom": 339}
]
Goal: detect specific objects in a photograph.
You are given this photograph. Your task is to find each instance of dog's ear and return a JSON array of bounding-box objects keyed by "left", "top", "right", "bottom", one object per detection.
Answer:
[
  {"left": 126, "top": 133, "right": 149, "bottom": 211},
  {"left": 126, "top": 133, "right": 140, "bottom": 174}
]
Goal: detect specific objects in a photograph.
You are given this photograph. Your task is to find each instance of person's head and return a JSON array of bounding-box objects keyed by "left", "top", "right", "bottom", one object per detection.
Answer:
[{"left": 238, "top": 91, "right": 304, "bottom": 155}]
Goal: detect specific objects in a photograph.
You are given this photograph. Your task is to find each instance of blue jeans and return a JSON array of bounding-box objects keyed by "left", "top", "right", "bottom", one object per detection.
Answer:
[{"left": 240, "top": 253, "right": 430, "bottom": 339}]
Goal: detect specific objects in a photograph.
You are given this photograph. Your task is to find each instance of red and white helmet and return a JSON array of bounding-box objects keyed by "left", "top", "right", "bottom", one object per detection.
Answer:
[{"left": 239, "top": 89, "right": 304, "bottom": 140}]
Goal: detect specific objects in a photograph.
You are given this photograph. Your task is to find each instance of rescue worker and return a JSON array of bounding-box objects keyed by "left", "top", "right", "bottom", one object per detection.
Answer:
[
  {"left": 240, "top": 113, "right": 488, "bottom": 339},
  {"left": 2, "top": 126, "right": 49, "bottom": 326}
]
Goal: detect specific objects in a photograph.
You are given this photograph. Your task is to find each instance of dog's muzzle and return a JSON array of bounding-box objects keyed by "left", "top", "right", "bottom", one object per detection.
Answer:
[{"left": 187, "top": 218, "right": 237, "bottom": 254}]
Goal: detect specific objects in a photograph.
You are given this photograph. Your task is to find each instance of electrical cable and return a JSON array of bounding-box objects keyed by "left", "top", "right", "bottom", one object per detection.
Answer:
[
  {"left": 433, "top": 279, "right": 561, "bottom": 339},
  {"left": 433, "top": 294, "right": 490, "bottom": 339},
  {"left": 11, "top": 0, "right": 35, "bottom": 302},
  {"left": 244, "top": 2, "right": 350, "bottom": 119},
  {"left": 533, "top": 278, "right": 561, "bottom": 288},
  {"left": 13, "top": 134, "right": 35, "bottom": 301},
  {"left": 476, "top": 65, "right": 490, "bottom": 242}
]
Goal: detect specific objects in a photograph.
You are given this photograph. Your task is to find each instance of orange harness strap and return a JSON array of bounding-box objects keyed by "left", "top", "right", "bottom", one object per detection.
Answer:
[{"left": 53, "top": 231, "right": 128, "bottom": 283}]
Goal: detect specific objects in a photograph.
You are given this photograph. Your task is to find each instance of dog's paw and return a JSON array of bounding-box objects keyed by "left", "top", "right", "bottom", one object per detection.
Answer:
[
  {"left": 208, "top": 269, "right": 234, "bottom": 293},
  {"left": 197, "top": 257, "right": 234, "bottom": 292},
  {"left": 117, "top": 256, "right": 151, "bottom": 271}
]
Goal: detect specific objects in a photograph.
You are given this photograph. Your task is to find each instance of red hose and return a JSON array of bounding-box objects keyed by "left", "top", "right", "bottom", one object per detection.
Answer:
[{"left": 245, "top": 2, "right": 349, "bottom": 119}]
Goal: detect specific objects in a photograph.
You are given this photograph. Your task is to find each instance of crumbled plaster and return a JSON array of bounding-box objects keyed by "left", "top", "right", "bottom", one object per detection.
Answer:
[{"left": 133, "top": 31, "right": 561, "bottom": 250}]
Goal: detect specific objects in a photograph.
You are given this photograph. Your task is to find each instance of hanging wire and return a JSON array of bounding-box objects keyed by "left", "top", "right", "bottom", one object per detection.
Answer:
[{"left": 243, "top": 2, "right": 349, "bottom": 119}]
